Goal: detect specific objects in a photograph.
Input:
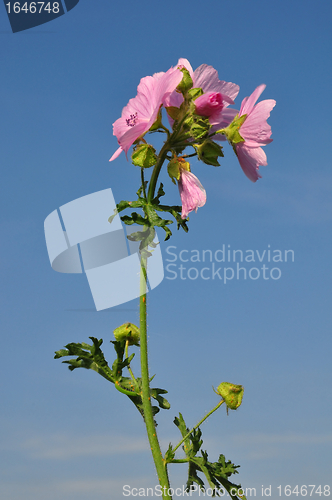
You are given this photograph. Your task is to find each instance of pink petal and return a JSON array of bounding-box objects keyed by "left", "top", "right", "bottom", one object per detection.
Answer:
[
  {"left": 210, "top": 108, "right": 239, "bottom": 140},
  {"left": 239, "top": 84, "right": 266, "bottom": 116},
  {"left": 235, "top": 144, "right": 266, "bottom": 182},
  {"left": 178, "top": 170, "right": 206, "bottom": 218},
  {"left": 109, "top": 146, "right": 124, "bottom": 162},
  {"left": 177, "top": 58, "right": 194, "bottom": 79},
  {"left": 240, "top": 99, "right": 276, "bottom": 147},
  {"left": 111, "top": 65, "right": 182, "bottom": 158},
  {"left": 194, "top": 65, "right": 240, "bottom": 105}
]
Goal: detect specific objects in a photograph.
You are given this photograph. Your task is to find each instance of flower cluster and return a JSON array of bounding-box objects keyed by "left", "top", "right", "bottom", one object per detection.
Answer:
[{"left": 110, "top": 58, "right": 275, "bottom": 222}]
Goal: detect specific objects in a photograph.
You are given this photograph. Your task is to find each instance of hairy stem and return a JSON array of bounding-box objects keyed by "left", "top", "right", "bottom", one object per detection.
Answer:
[
  {"left": 147, "top": 141, "right": 170, "bottom": 202},
  {"left": 139, "top": 255, "right": 172, "bottom": 499}
]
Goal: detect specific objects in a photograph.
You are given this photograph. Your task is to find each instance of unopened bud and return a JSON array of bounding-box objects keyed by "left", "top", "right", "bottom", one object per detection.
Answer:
[
  {"left": 216, "top": 382, "right": 244, "bottom": 410},
  {"left": 132, "top": 144, "right": 157, "bottom": 168},
  {"left": 113, "top": 323, "right": 140, "bottom": 346},
  {"left": 194, "top": 92, "right": 224, "bottom": 118}
]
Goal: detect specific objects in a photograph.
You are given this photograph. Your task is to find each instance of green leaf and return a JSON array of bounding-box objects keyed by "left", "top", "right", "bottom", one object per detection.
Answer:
[
  {"left": 150, "top": 388, "right": 171, "bottom": 410},
  {"left": 171, "top": 413, "right": 246, "bottom": 499},
  {"left": 164, "top": 444, "right": 175, "bottom": 463},
  {"left": 54, "top": 338, "right": 114, "bottom": 383}
]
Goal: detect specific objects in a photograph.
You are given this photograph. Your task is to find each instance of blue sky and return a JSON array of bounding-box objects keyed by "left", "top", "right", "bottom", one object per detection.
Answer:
[{"left": 0, "top": 0, "right": 332, "bottom": 498}]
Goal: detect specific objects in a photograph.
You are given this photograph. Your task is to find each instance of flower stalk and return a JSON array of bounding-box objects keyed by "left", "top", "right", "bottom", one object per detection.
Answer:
[
  {"left": 170, "top": 400, "right": 224, "bottom": 457},
  {"left": 139, "top": 255, "right": 172, "bottom": 499}
]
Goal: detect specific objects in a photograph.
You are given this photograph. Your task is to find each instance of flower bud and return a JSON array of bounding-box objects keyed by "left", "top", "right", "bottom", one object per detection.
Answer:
[
  {"left": 216, "top": 382, "right": 244, "bottom": 410},
  {"left": 132, "top": 144, "right": 157, "bottom": 168},
  {"left": 113, "top": 323, "right": 140, "bottom": 346},
  {"left": 194, "top": 92, "right": 224, "bottom": 118}
]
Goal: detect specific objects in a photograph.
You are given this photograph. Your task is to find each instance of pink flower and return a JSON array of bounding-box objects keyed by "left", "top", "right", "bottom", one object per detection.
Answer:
[
  {"left": 178, "top": 169, "right": 206, "bottom": 219},
  {"left": 235, "top": 84, "right": 276, "bottom": 182},
  {"left": 194, "top": 92, "right": 234, "bottom": 124},
  {"left": 165, "top": 58, "right": 239, "bottom": 129},
  {"left": 110, "top": 66, "right": 183, "bottom": 161}
]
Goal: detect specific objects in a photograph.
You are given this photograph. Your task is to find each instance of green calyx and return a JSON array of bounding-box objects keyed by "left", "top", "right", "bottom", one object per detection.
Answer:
[
  {"left": 132, "top": 144, "right": 157, "bottom": 168},
  {"left": 176, "top": 68, "right": 193, "bottom": 94},
  {"left": 167, "top": 157, "right": 190, "bottom": 184},
  {"left": 216, "top": 382, "right": 244, "bottom": 410},
  {"left": 113, "top": 323, "right": 140, "bottom": 346},
  {"left": 217, "top": 114, "right": 247, "bottom": 145},
  {"left": 190, "top": 115, "right": 211, "bottom": 140},
  {"left": 194, "top": 138, "right": 224, "bottom": 166},
  {"left": 188, "top": 87, "right": 204, "bottom": 101},
  {"left": 149, "top": 108, "right": 163, "bottom": 131}
]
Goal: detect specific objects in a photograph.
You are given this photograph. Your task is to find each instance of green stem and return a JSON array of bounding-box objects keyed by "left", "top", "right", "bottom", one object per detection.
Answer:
[
  {"left": 171, "top": 400, "right": 224, "bottom": 456},
  {"left": 147, "top": 141, "right": 170, "bottom": 202},
  {"left": 141, "top": 168, "right": 147, "bottom": 199},
  {"left": 139, "top": 255, "right": 172, "bottom": 499},
  {"left": 125, "top": 340, "right": 139, "bottom": 392}
]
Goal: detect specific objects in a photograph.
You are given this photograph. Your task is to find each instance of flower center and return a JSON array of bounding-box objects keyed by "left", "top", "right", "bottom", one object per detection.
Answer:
[{"left": 126, "top": 113, "right": 138, "bottom": 127}]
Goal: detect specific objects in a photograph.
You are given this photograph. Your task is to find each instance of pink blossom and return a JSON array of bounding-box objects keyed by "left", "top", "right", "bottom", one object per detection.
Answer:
[
  {"left": 178, "top": 169, "right": 206, "bottom": 219},
  {"left": 110, "top": 66, "right": 183, "bottom": 161},
  {"left": 235, "top": 84, "right": 276, "bottom": 182},
  {"left": 194, "top": 91, "right": 234, "bottom": 124},
  {"left": 165, "top": 58, "right": 239, "bottom": 129}
]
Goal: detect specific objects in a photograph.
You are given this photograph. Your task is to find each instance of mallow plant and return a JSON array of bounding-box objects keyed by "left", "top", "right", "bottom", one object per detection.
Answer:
[{"left": 55, "top": 58, "right": 275, "bottom": 499}]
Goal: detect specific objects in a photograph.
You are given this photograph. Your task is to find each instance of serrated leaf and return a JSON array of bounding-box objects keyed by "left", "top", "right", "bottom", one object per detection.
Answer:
[
  {"left": 150, "top": 388, "right": 171, "bottom": 410},
  {"left": 164, "top": 444, "right": 175, "bottom": 463}
]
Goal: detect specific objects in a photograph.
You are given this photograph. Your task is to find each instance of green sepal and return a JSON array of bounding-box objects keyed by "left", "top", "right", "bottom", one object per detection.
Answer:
[
  {"left": 149, "top": 108, "right": 163, "bottom": 131},
  {"left": 187, "top": 87, "right": 204, "bottom": 101},
  {"left": 190, "top": 116, "right": 211, "bottom": 140},
  {"left": 194, "top": 139, "right": 224, "bottom": 166},
  {"left": 217, "top": 114, "right": 247, "bottom": 144},
  {"left": 132, "top": 144, "right": 157, "bottom": 168},
  {"left": 177, "top": 68, "right": 193, "bottom": 94},
  {"left": 166, "top": 106, "right": 181, "bottom": 121}
]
